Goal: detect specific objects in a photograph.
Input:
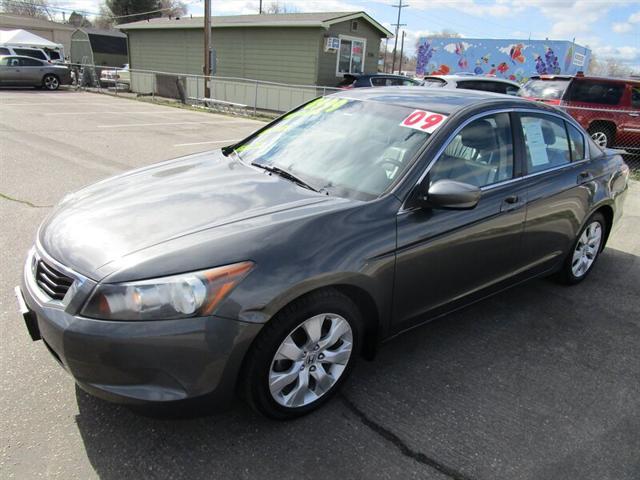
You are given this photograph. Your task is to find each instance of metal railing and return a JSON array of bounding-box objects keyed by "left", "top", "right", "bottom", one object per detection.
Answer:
[{"left": 69, "top": 64, "right": 342, "bottom": 116}]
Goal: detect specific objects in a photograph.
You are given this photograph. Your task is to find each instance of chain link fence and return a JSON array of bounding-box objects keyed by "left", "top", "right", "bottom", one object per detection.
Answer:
[
  {"left": 69, "top": 64, "right": 341, "bottom": 118},
  {"left": 557, "top": 103, "right": 640, "bottom": 172}
]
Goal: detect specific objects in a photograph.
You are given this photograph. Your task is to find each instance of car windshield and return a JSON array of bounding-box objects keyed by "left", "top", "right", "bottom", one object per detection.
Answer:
[
  {"left": 232, "top": 97, "right": 435, "bottom": 200},
  {"left": 519, "top": 79, "right": 570, "bottom": 99}
]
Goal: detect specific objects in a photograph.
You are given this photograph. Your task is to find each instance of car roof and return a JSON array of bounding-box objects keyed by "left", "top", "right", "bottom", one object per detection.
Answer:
[
  {"left": 349, "top": 73, "right": 413, "bottom": 79},
  {"left": 332, "top": 86, "right": 536, "bottom": 115},
  {"left": 424, "top": 75, "right": 520, "bottom": 86},
  {"left": 530, "top": 74, "right": 640, "bottom": 85}
]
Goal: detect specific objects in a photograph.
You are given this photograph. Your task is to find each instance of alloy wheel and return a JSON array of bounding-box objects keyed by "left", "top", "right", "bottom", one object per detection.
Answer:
[
  {"left": 571, "top": 221, "right": 603, "bottom": 278},
  {"left": 590, "top": 131, "right": 608, "bottom": 148},
  {"left": 44, "top": 75, "right": 59, "bottom": 90},
  {"left": 269, "top": 313, "right": 353, "bottom": 408}
]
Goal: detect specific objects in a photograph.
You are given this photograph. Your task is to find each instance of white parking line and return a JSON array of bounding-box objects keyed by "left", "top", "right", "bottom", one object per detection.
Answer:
[
  {"left": 43, "top": 111, "right": 194, "bottom": 116},
  {"left": 173, "top": 139, "right": 239, "bottom": 147},
  {"left": 97, "top": 120, "right": 247, "bottom": 128},
  {"left": 0, "top": 102, "right": 118, "bottom": 106}
]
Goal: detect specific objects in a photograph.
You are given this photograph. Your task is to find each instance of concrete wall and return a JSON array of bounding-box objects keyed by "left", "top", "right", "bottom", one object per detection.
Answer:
[
  {"left": 316, "top": 19, "right": 383, "bottom": 87},
  {"left": 0, "top": 14, "right": 73, "bottom": 57}
]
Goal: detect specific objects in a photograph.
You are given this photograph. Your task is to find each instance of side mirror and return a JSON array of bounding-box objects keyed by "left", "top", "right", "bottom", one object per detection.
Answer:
[{"left": 420, "top": 179, "right": 481, "bottom": 210}]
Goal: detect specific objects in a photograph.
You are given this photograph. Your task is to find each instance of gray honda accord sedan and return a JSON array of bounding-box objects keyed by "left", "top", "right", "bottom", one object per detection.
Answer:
[{"left": 16, "top": 88, "right": 629, "bottom": 419}]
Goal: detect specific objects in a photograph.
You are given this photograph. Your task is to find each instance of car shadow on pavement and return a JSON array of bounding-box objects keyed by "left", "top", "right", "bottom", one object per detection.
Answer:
[{"left": 73, "top": 247, "right": 640, "bottom": 480}]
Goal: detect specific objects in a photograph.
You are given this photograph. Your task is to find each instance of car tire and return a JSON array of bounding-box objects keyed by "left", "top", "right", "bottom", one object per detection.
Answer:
[
  {"left": 588, "top": 125, "right": 614, "bottom": 149},
  {"left": 42, "top": 74, "right": 60, "bottom": 91},
  {"left": 242, "top": 289, "right": 362, "bottom": 420},
  {"left": 560, "top": 212, "right": 607, "bottom": 285}
]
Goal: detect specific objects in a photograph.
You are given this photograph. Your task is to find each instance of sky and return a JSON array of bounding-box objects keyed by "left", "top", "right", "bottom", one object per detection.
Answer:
[{"left": 50, "top": 0, "right": 640, "bottom": 69}]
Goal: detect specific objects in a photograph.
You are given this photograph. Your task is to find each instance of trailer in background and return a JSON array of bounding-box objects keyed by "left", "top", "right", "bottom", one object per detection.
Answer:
[{"left": 416, "top": 37, "right": 591, "bottom": 83}]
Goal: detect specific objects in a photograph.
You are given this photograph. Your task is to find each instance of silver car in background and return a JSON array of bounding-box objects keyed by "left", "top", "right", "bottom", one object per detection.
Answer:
[
  {"left": 421, "top": 74, "right": 521, "bottom": 95},
  {"left": 0, "top": 55, "right": 71, "bottom": 90}
]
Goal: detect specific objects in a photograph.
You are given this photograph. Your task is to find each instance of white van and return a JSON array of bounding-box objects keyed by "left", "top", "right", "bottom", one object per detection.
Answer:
[{"left": 0, "top": 45, "right": 64, "bottom": 62}]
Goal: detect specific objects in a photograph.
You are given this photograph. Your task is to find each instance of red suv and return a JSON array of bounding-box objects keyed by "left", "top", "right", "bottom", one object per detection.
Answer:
[{"left": 519, "top": 74, "right": 640, "bottom": 151}]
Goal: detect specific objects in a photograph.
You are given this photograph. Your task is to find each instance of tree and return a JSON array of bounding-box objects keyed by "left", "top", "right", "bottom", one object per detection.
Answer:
[
  {"left": 68, "top": 11, "right": 92, "bottom": 28},
  {"left": 159, "top": 0, "right": 187, "bottom": 18},
  {"left": 265, "top": 2, "right": 297, "bottom": 14},
  {"left": 0, "top": 0, "right": 51, "bottom": 19},
  {"left": 426, "top": 30, "right": 461, "bottom": 39},
  {"left": 104, "top": 0, "right": 162, "bottom": 24}
]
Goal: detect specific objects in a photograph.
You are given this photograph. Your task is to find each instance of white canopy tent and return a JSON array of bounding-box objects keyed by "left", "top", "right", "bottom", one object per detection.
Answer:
[{"left": 0, "top": 29, "right": 65, "bottom": 56}]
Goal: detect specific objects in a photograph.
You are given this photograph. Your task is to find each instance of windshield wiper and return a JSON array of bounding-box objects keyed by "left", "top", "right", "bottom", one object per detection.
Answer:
[{"left": 251, "top": 163, "right": 320, "bottom": 193}]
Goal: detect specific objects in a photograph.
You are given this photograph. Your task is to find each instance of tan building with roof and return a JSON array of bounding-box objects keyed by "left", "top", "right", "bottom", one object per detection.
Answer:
[{"left": 118, "top": 12, "right": 392, "bottom": 87}]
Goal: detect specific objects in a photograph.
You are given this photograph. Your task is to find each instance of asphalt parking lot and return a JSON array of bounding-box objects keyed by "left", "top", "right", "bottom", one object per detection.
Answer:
[{"left": 1, "top": 89, "right": 639, "bottom": 480}]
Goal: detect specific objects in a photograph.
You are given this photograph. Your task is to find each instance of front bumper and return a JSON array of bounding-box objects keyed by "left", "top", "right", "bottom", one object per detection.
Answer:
[{"left": 18, "top": 249, "right": 262, "bottom": 405}]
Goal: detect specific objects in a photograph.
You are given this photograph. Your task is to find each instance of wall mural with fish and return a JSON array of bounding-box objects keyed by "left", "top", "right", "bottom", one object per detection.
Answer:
[{"left": 415, "top": 37, "right": 591, "bottom": 83}]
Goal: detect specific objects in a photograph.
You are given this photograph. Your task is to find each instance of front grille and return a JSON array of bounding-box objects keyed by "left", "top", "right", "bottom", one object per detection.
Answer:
[{"left": 35, "top": 259, "right": 74, "bottom": 300}]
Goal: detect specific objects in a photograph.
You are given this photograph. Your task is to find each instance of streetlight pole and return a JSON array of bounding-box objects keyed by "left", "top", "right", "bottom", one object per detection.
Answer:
[{"left": 203, "top": 0, "right": 212, "bottom": 98}]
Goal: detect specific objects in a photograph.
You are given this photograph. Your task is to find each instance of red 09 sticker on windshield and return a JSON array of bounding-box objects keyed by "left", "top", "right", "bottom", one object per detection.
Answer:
[{"left": 400, "top": 110, "right": 447, "bottom": 134}]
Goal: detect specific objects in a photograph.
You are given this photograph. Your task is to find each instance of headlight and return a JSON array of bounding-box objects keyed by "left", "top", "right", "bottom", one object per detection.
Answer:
[{"left": 81, "top": 261, "right": 253, "bottom": 321}]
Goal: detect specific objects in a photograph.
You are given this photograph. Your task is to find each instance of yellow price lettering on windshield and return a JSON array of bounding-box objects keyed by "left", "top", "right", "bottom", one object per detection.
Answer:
[{"left": 287, "top": 97, "right": 348, "bottom": 119}]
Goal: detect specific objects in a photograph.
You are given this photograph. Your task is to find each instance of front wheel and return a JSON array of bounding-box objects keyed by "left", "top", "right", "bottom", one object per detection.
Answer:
[
  {"left": 242, "top": 289, "right": 361, "bottom": 420},
  {"left": 43, "top": 74, "right": 60, "bottom": 91},
  {"left": 560, "top": 212, "right": 606, "bottom": 284}
]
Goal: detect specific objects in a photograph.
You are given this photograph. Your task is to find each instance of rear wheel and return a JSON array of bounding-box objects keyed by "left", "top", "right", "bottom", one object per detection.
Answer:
[
  {"left": 43, "top": 74, "right": 60, "bottom": 91},
  {"left": 242, "top": 289, "right": 361, "bottom": 420},
  {"left": 588, "top": 124, "right": 614, "bottom": 149},
  {"left": 560, "top": 212, "right": 606, "bottom": 284}
]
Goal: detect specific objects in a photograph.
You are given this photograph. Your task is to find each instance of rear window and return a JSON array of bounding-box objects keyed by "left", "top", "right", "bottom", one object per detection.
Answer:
[
  {"left": 0, "top": 47, "right": 9, "bottom": 55},
  {"left": 14, "top": 48, "right": 47, "bottom": 60},
  {"left": 519, "top": 79, "right": 570, "bottom": 100},
  {"left": 422, "top": 78, "right": 446, "bottom": 87},
  {"left": 566, "top": 80, "right": 624, "bottom": 105}
]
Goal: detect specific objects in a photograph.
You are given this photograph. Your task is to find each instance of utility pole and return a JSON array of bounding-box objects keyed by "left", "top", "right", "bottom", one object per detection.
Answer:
[
  {"left": 382, "top": 37, "right": 389, "bottom": 73},
  {"left": 390, "top": 0, "right": 408, "bottom": 74},
  {"left": 259, "top": 0, "right": 263, "bottom": 14},
  {"left": 398, "top": 31, "right": 405, "bottom": 74},
  {"left": 203, "top": 0, "right": 211, "bottom": 98}
]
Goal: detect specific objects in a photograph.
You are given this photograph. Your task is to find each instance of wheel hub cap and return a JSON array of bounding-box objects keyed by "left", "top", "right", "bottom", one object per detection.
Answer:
[
  {"left": 571, "top": 221, "right": 602, "bottom": 278},
  {"left": 269, "top": 313, "right": 353, "bottom": 408}
]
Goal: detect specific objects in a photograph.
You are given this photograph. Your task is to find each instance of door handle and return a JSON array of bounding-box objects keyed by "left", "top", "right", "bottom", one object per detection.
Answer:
[
  {"left": 501, "top": 195, "right": 523, "bottom": 212},
  {"left": 577, "top": 171, "right": 593, "bottom": 183},
  {"left": 629, "top": 112, "right": 639, "bottom": 117}
]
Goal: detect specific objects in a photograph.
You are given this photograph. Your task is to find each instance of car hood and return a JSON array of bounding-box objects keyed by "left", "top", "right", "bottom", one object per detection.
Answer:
[{"left": 38, "top": 150, "right": 333, "bottom": 279}]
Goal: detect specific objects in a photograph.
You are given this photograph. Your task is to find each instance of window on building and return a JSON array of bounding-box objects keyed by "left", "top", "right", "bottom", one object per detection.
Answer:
[{"left": 337, "top": 37, "right": 365, "bottom": 75}]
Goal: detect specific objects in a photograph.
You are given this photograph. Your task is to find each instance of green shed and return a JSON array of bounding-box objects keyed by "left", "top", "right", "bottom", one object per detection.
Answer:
[
  {"left": 118, "top": 12, "right": 392, "bottom": 87},
  {"left": 71, "top": 28, "right": 128, "bottom": 67}
]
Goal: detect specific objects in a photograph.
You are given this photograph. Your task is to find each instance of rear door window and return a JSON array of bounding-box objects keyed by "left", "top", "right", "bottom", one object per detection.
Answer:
[
  {"left": 519, "top": 114, "right": 571, "bottom": 173},
  {"left": 1, "top": 57, "right": 20, "bottom": 66},
  {"left": 20, "top": 57, "right": 44, "bottom": 66},
  {"left": 567, "top": 123, "right": 586, "bottom": 161},
  {"left": 566, "top": 81, "right": 624, "bottom": 105},
  {"left": 14, "top": 48, "right": 47, "bottom": 60},
  {"left": 370, "top": 77, "right": 388, "bottom": 86}
]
